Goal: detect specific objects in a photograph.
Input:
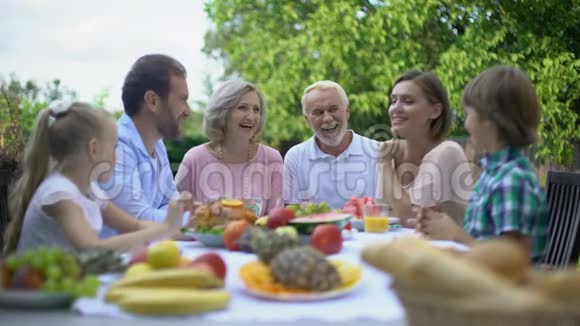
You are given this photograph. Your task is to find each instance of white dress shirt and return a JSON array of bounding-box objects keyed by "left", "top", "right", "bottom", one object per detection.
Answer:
[{"left": 283, "top": 131, "right": 380, "bottom": 209}]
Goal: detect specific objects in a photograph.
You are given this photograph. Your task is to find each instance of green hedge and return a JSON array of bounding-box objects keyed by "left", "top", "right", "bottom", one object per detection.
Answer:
[{"left": 164, "top": 134, "right": 209, "bottom": 175}]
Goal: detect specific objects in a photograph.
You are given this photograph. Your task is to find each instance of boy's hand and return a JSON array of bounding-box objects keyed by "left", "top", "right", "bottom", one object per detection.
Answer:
[{"left": 415, "top": 207, "right": 459, "bottom": 240}]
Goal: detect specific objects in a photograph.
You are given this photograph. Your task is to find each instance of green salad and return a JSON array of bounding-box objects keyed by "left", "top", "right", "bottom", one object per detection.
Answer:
[{"left": 182, "top": 225, "right": 225, "bottom": 235}]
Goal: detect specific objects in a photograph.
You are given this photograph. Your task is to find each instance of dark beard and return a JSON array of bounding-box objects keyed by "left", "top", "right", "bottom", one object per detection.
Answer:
[{"left": 158, "top": 117, "right": 180, "bottom": 139}]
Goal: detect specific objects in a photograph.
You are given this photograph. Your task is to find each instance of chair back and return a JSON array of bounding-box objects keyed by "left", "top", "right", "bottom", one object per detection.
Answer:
[
  {"left": 0, "top": 172, "right": 11, "bottom": 252},
  {"left": 542, "top": 171, "right": 580, "bottom": 268}
]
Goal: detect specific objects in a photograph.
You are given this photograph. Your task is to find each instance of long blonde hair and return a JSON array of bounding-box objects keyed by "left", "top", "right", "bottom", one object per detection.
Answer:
[{"left": 3, "top": 102, "right": 113, "bottom": 255}]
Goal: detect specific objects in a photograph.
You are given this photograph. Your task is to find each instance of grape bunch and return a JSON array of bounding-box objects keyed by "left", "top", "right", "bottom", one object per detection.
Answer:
[
  {"left": 1, "top": 247, "right": 100, "bottom": 298},
  {"left": 286, "top": 202, "right": 331, "bottom": 217}
]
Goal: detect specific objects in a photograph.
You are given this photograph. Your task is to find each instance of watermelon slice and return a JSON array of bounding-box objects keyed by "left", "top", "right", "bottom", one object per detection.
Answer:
[{"left": 288, "top": 212, "right": 352, "bottom": 234}]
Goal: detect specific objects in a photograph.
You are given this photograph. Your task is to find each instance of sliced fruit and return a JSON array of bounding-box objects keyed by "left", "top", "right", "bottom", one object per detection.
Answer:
[
  {"left": 221, "top": 199, "right": 243, "bottom": 208},
  {"left": 288, "top": 212, "right": 351, "bottom": 234}
]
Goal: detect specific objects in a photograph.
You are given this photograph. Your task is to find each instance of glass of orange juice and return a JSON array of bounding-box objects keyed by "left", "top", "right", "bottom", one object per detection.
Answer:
[{"left": 363, "top": 203, "right": 390, "bottom": 233}]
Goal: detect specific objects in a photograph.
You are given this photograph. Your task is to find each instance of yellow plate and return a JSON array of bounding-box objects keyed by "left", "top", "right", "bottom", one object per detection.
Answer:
[{"left": 239, "top": 259, "right": 362, "bottom": 301}]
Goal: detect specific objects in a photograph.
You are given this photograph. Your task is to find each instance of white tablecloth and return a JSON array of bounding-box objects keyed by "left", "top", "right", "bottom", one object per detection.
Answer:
[{"left": 73, "top": 228, "right": 465, "bottom": 323}]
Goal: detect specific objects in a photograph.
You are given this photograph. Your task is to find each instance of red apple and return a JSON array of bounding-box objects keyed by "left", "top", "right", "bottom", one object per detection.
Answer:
[
  {"left": 190, "top": 262, "right": 217, "bottom": 278},
  {"left": 191, "top": 252, "right": 227, "bottom": 280},
  {"left": 311, "top": 224, "right": 342, "bottom": 255},
  {"left": 129, "top": 246, "right": 148, "bottom": 265},
  {"left": 267, "top": 207, "right": 295, "bottom": 229},
  {"left": 8, "top": 266, "right": 43, "bottom": 290}
]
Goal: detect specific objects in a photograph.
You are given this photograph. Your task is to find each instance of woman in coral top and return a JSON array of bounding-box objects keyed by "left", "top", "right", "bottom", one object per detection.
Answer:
[
  {"left": 175, "top": 79, "right": 283, "bottom": 216},
  {"left": 377, "top": 71, "right": 473, "bottom": 227}
]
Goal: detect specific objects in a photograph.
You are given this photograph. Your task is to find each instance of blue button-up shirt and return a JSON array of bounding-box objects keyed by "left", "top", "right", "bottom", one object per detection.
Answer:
[{"left": 99, "top": 114, "right": 177, "bottom": 237}]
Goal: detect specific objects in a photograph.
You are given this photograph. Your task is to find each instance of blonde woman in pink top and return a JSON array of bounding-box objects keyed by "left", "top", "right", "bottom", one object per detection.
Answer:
[
  {"left": 175, "top": 79, "right": 283, "bottom": 216},
  {"left": 377, "top": 71, "right": 473, "bottom": 227}
]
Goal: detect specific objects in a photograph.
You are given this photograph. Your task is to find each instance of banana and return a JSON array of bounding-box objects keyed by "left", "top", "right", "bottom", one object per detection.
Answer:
[
  {"left": 105, "top": 268, "right": 223, "bottom": 302},
  {"left": 118, "top": 288, "right": 230, "bottom": 315}
]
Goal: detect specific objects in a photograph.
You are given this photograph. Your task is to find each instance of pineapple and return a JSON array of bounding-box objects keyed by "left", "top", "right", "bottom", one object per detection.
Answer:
[
  {"left": 250, "top": 228, "right": 299, "bottom": 263},
  {"left": 270, "top": 246, "right": 341, "bottom": 291},
  {"left": 239, "top": 226, "right": 267, "bottom": 253}
]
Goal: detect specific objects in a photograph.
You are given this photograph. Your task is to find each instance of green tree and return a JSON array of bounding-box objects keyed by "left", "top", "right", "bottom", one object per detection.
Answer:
[
  {"left": 1, "top": 76, "right": 76, "bottom": 170},
  {"left": 204, "top": 0, "right": 580, "bottom": 166}
]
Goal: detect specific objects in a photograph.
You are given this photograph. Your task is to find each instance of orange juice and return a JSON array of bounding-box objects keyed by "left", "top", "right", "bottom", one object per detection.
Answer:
[{"left": 364, "top": 216, "right": 389, "bottom": 233}]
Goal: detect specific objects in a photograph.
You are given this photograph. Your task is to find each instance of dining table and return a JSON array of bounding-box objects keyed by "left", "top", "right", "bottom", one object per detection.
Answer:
[{"left": 0, "top": 227, "right": 466, "bottom": 325}]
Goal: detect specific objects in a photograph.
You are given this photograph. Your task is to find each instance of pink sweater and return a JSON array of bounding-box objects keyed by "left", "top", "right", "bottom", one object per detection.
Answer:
[{"left": 175, "top": 143, "right": 284, "bottom": 216}]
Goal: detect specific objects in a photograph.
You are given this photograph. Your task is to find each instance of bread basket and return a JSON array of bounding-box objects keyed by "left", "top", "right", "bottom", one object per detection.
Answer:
[{"left": 392, "top": 281, "right": 580, "bottom": 326}]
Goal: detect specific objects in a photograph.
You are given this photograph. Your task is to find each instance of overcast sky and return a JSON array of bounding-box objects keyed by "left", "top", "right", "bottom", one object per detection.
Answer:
[{"left": 0, "top": 0, "right": 221, "bottom": 111}]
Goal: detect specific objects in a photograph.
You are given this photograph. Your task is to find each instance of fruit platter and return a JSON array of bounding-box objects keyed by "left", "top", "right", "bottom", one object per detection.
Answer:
[
  {"left": 181, "top": 199, "right": 258, "bottom": 248},
  {"left": 239, "top": 244, "right": 362, "bottom": 301},
  {"left": 0, "top": 247, "right": 114, "bottom": 309}
]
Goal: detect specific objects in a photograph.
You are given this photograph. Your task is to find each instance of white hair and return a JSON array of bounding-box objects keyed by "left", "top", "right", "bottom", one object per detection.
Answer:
[
  {"left": 301, "top": 80, "right": 349, "bottom": 114},
  {"left": 203, "top": 79, "right": 266, "bottom": 142}
]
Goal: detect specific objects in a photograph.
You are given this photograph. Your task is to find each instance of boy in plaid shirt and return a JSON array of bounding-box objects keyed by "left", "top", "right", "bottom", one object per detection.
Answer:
[{"left": 417, "top": 65, "right": 548, "bottom": 262}]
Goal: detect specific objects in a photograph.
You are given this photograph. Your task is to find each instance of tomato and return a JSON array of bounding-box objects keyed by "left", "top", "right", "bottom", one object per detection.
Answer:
[
  {"left": 224, "top": 220, "right": 250, "bottom": 251},
  {"left": 311, "top": 224, "right": 342, "bottom": 255}
]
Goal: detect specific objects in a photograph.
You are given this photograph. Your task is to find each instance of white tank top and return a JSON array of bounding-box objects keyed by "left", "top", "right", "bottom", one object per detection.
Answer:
[{"left": 17, "top": 173, "right": 107, "bottom": 253}]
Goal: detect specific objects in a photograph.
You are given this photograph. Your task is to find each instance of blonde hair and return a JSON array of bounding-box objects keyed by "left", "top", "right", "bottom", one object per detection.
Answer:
[
  {"left": 301, "top": 80, "right": 349, "bottom": 115},
  {"left": 203, "top": 79, "right": 266, "bottom": 143},
  {"left": 462, "top": 65, "right": 540, "bottom": 147},
  {"left": 3, "top": 102, "right": 114, "bottom": 255}
]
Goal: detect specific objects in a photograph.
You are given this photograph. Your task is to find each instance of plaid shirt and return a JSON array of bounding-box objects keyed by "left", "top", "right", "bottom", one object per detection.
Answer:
[{"left": 464, "top": 147, "right": 548, "bottom": 261}]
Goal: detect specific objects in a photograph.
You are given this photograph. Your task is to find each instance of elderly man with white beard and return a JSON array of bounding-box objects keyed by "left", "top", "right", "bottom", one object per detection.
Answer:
[{"left": 283, "top": 80, "right": 380, "bottom": 209}]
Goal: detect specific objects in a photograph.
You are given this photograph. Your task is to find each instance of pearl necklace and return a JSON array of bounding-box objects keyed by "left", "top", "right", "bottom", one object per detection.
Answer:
[{"left": 217, "top": 142, "right": 254, "bottom": 198}]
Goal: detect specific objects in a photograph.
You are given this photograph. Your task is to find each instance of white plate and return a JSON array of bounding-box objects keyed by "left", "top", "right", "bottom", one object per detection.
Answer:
[
  {"left": 243, "top": 277, "right": 361, "bottom": 302},
  {"left": 0, "top": 290, "right": 73, "bottom": 309},
  {"left": 351, "top": 217, "right": 400, "bottom": 231}
]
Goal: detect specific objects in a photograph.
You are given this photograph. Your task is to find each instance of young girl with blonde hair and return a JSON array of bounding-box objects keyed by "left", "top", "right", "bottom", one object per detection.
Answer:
[{"left": 3, "top": 102, "right": 191, "bottom": 255}]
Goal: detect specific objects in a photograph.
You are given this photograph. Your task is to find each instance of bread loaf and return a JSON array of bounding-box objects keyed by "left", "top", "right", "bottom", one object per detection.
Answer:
[{"left": 463, "top": 239, "right": 530, "bottom": 285}]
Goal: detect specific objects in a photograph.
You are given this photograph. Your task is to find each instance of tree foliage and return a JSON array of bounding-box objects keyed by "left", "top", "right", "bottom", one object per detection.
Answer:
[
  {"left": 1, "top": 75, "right": 77, "bottom": 168},
  {"left": 204, "top": 0, "right": 580, "bottom": 166}
]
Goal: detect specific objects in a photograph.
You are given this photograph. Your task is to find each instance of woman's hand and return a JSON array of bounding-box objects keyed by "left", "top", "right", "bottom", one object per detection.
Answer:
[{"left": 378, "top": 139, "right": 401, "bottom": 163}]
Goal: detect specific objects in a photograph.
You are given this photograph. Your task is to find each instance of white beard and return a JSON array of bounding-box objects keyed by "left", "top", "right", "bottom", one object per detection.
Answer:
[{"left": 316, "top": 124, "right": 347, "bottom": 147}]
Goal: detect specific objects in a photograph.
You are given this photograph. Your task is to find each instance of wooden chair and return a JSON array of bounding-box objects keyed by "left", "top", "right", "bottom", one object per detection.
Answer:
[
  {"left": 0, "top": 171, "right": 11, "bottom": 252},
  {"left": 541, "top": 171, "right": 580, "bottom": 268}
]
